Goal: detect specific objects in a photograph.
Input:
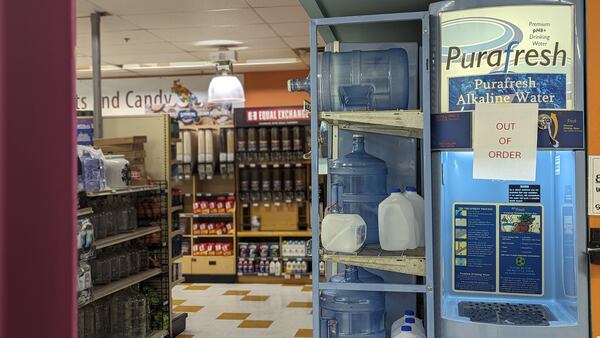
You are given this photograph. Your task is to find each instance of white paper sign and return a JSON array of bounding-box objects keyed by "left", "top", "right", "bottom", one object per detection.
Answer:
[
  {"left": 473, "top": 103, "right": 538, "bottom": 181},
  {"left": 588, "top": 156, "right": 600, "bottom": 215}
]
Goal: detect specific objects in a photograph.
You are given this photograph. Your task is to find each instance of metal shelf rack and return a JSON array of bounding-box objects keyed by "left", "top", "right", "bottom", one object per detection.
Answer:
[{"left": 309, "top": 12, "right": 433, "bottom": 338}]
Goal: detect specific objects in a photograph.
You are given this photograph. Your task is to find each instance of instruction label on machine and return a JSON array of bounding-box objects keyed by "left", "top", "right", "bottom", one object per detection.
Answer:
[
  {"left": 588, "top": 156, "right": 600, "bottom": 215},
  {"left": 453, "top": 203, "right": 544, "bottom": 296}
]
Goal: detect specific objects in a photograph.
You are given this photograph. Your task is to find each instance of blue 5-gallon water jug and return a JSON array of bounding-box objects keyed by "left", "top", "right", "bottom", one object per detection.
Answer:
[
  {"left": 288, "top": 48, "right": 409, "bottom": 112},
  {"left": 329, "top": 134, "right": 387, "bottom": 244},
  {"left": 320, "top": 266, "right": 386, "bottom": 338}
]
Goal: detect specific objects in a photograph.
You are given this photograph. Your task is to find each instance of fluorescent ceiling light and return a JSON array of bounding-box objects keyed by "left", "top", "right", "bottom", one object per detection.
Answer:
[
  {"left": 76, "top": 65, "right": 122, "bottom": 72},
  {"left": 194, "top": 39, "right": 242, "bottom": 47},
  {"left": 241, "top": 58, "right": 300, "bottom": 65},
  {"left": 122, "top": 61, "right": 213, "bottom": 70}
]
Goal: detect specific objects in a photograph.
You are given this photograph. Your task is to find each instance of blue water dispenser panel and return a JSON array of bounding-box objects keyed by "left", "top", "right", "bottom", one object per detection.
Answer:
[{"left": 430, "top": 1, "right": 588, "bottom": 338}]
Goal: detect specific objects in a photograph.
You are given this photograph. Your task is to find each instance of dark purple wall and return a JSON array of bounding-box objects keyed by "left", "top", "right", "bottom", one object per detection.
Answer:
[{"left": 0, "top": 0, "right": 75, "bottom": 337}]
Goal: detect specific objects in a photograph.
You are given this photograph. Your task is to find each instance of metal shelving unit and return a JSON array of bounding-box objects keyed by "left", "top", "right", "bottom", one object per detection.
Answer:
[
  {"left": 92, "top": 268, "right": 163, "bottom": 302},
  {"left": 85, "top": 185, "right": 160, "bottom": 197},
  {"left": 309, "top": 12, "right": 433, "bottom": 338},
  {"left": 96, "top": 226, "right": 161, "bottom": 249}
]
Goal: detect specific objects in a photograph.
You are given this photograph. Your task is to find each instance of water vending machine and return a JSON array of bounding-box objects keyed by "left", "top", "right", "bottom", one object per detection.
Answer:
[{"left": 430, "top": 1, "right": 589, "bottom": 337}]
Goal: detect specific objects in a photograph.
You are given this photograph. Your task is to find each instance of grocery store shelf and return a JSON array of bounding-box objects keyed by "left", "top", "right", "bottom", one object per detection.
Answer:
[
  {"left": 146, "top": 330, "right": 168, "bottom": 338},
  {"left": 237, "top": 230, "right": 312, "bottom": 238},
  {"left": 172, "top": 277, "right": 185, "bottom": 286},
  {"left": 86, "top": 185, "right": 160, "bottom": 197},
  {"left": 96, "top": 226, "right": 162, "bottom": 249},
  {"left": 237, "top": 274, "right": 314, "bottom": 284},
  {"left": 90, "top": 268, "right": 162, "bottom": 304},
  {"left": 238, "top": 159, "right": 310, "bottom": 168},
  {"left": 196, "top": 192, "right": 235, "bottom": 197},
  {"left": 170, "top": 159, "right": 184, "bottom": 166},
  {"left": 171, "top": 228, "right": 186, "bottom": 237},
  {"left": 77, "top": 207, "right": 94, "bottom": 217},
  {"left": 171, "top": 205, "right": 183, "bottom": 212},
  {"left": 170, "top": 138, "right": 182, "bottom": 144},
  {"left": 323, "top": 245, "right": 425, "bottom": 277},
  {"left": 180, "top": 212, "right": 234, "bottom": 219},
  {"left": 192, "top": 234, "right": 234, "bottom": 238},
  {"left": 320, "top": 110, "right": 423, "bottom": 138}
]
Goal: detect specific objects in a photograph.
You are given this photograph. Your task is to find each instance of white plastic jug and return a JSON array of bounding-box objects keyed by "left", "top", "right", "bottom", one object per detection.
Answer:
[
  {"left": 378, "top": 189, "right": 418, "bottom": 251},
  {"left": 391, "top": 311, "right": 424, "bottom": 337},
  {"left": 403, "top": 187, "right": 425, "bottom": 247},
  {"left": 392, "top": 325, "right": 424, "bottom": 338},
  {"left": 321, "top": 213, "right": 366, "bottom": 253}
]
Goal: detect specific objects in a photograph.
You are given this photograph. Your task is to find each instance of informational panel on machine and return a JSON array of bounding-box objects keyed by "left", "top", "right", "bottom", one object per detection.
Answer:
[
  {"left": 453, "top": 203, "right": 544, "bottom": 296},
  {"left": 440, "top": 5, "right": 574, "bottom": 113}
]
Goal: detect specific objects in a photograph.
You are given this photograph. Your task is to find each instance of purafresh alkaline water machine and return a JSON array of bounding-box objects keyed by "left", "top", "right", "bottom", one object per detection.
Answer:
[{"left": 430, "top": 1, "right": 588, "bottom": 337}]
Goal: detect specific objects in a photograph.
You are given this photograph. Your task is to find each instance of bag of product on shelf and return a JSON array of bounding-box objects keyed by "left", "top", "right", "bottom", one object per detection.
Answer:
[
  {"left": 206, "top": 223, "right": 216, "bottom": 235},
  {"left": 259, "top": 243, "right": 270, "bottom": 258},
  {"left": 225, "top": 222, "right": 234, "bottom": 234},
  {"left": 208, "top": 199, "right": 217, "bottom": 213},
  {"left": 248, "top": 243, "right": 257, "bottom": 258},
  {"left": 198, "top": 243, "right": 208, "bottom": 256},
  {"left": 78, "top": 261, "right": 93, "bottom": 306},
  {"left": 206, "top": 242, "right": 216, "bottom": 256},
  {"left": 77, "top": 145, "right": 108, "bottom": 192},
  {"left": 214, "top": 222, "right": 225, "bottom": 235},
  {"left": 215, "top": 242, "right": 224, "bottom": 256},
  {"left": 239, "top": 243, "right": 248, "bottom": 258},
  {"left": 78, "top": 217, "right": 96, "bottom": 260},
  {"left": 222, "top": 243, "right": 233, "bottom": 256},
  {"left": 226, "top": 196, "right": 235, "bottom": 213},
  {"left": 216, "top": 196, "right": 226, "bottom": 213}
]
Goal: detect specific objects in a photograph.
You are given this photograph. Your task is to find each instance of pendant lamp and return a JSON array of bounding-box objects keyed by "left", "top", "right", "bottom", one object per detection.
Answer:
[{"left": 208, "top": 60, "right": 245, "bottom": 103}]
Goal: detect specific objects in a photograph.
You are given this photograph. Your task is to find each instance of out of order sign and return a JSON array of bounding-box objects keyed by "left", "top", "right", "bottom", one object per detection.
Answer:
[{"left": 472, "top": 103, "right": 538, "bottom": 181}]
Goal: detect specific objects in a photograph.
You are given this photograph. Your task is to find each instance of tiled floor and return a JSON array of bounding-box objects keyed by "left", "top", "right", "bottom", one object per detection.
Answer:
[{"left": 172, "top": 283, "right": 313, "bottom": 338}]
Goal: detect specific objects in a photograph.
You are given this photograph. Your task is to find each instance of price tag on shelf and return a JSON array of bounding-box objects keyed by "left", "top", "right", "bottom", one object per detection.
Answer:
[
  {"left": 284, "top": 274, "right": 291, "bottom": 280},
  {"left": 261, "top": 164, "right": 267, "bottom": 169},
  {"left": 294, "top": 274, "right": 301, "bottom": 279},
  {"left": 250, "top": 163, "right": 256, "bottom": 168},
  {"left": 284, "top": 164, "right": 291, "bottom": 168},
  {"left": 273, "top": 164, "right": 280, "bottom": 168},
  {"left": 237, "top": 272, "right": 243, "bottom": 276}
]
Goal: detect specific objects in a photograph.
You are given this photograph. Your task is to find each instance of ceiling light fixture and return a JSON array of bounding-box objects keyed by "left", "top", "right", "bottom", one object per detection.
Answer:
[
  {"left": 208, "top": 59, "right": 245, "bottom": 103},
  {"left": 194, "top": 39, "right": 243, "bottom": 47}
]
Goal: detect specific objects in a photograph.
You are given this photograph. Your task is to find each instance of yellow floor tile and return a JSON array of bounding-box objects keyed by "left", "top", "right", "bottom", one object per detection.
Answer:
[
  {"left": 295, "top": 329, "right": 313, "bottom": 337},
  {"left": 172, "top": 299, "right": 186, "bottom": 305},
  {"left": 287, "top": 301, "right": 312, "bottom": 308},
  {"left": 217, "top": 312, "right": 251, "bottom": 320},
  {"left": 241, "top": 295, "right": 270, "bottom": 301},
  {"left": 184, "top": 285, "right": 211, "bottom": 291},
  {"left": 301, "top": 286, "right": 312, "bottom": 292},
  {"left": 176, "top": 334, "right": 194, "bottom": 338},
  {"left": 173, "top": 305, "right": 204, "bottom": 313},
  {"left": 222, "top": 290, "right": 251, "bottom": 296},
  {"left": 237, "top": 320, "right": 274, "bottom": 329}
]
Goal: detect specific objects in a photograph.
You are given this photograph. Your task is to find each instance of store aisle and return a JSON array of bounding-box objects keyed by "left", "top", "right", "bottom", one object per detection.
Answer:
[{"left": 172, "top": 283, "right": 313, "bottom": 338}]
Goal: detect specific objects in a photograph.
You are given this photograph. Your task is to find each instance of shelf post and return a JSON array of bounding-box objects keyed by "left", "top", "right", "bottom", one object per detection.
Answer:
[{"left": 91, "top": 12, "right": 103, "bottom": 138}]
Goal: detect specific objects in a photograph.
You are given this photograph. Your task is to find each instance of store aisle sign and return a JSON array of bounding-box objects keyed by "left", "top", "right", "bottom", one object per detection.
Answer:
[
  {"left": 440, "top": 5, "right": 574, "bottom": 112},
  {"left": 588, "top": 156, "right": 600, "bottom": 215},
  {"left": 472, "top": 103, "right": 538, "bottom": 181},
  {"left": 76, "top": 75, "right": 243, "bottom": 116}
]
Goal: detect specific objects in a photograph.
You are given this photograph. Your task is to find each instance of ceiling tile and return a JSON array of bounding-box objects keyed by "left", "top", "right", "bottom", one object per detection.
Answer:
[
  {"left": 150, "top": 24, "right": 276, "bottom": 42},
  {"left": 247, "top": 0, "right": 300, "bottom": 7},
  {"left": 88, "top": 0, "right": 248, "bottom": 15},
  {"left": 282, "top": 35, "right": 324, "bottom": 48},
  {"left": 237, "top": 48, "right": 298, "bottom": 61},
  {"left": 103, "top": 52, "right": 199, "bottom": 65},
  {"left": 270, "top": 22, "right": 308, "bottom": 37},
  {"left": 122, "top": 9, "right": 263, "bottom": 30},
  {"left": 102, "top": 42, "right": 183, "bottom": 56},
  {"left": 255, "top": 6, "right": 309, "bottom": 23},
  {"left": 76, "top": 16, "right": 141, "bottom": 35},
  {"left": 77, "top": 0, "right": 104, "bottom": 18},
  {"left": 174, "top": 37, "right": 287, "bottom": 52},
  {"left": 77, "top": 30, "right": 163, "bottom": 51}
]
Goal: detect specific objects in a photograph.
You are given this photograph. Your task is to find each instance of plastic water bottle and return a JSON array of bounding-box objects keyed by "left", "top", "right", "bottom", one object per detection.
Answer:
[
  {"left": 392, "top": 325, "right": 424, "bottom": 338},
  {"left": 403, "top": 187, "right": 425, "bottom": 247},
  {"left": 378, "top": 189, "right": 418, "bottom": 250},
  {"left": 391, "top": 310, "right": 424, "bottom": 335}
]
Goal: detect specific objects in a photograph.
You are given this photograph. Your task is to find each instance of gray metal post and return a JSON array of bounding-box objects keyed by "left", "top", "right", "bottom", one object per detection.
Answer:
[{"left": 91, "top": 12, "right": 102, "bottom": 139}]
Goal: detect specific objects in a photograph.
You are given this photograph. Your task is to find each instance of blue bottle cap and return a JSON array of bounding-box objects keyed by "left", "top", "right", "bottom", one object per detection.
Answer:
[
  {"left": 405, "top": 186, "right": 417, "bottom": 192},
  {"left": 390, "top": 188, "right": 402, "bottom": 193},
  {"left": 405, "top": 310, "right": 415, "bottom": 316},
  {"left": 406, "top": 317, "right": 416, "bottom": 324},
  {"left": 401, "top": 326, "right": 412, "bottom": 332}
]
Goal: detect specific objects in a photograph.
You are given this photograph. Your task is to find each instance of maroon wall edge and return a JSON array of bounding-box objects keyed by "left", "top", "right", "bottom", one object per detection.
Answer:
[{"left": 0, "top": 0, "right": 75, "bottom": 337}]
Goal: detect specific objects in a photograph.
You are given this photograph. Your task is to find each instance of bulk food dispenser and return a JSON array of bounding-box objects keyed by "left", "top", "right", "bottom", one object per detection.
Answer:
[
  {"left": 430, "top": 1, "right": 589, "bottom": 337},
  {"left": 306, "top": 12, "right": 434, "bottom": 338}
]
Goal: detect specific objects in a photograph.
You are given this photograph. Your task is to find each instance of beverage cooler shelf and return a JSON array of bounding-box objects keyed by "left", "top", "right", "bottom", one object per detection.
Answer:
[
  {"left": 77, "top": 207, "right": 94, "bottom": 217},
  {"left": 86, "top": 184, "right": 161, "bottom": 197},
  {"left": 80, "top": 268, "right": 163, "bottom": 307},
  {"left": 322, "top": 245, "right": 426, "bottom": 277},
  {"left": 95, "top": 226, "right": 162, "bottom": 249},
  {"left": 319, "top": 110, "right": 423, "bottom": 138},
  {"left": 237, "top": 231, "right": 312, "bottom": 238}
]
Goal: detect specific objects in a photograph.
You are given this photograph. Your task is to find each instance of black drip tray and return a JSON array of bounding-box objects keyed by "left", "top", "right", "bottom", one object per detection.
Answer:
[{"left": 458, "top": 301, "right": 555, "bottom": 326}]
